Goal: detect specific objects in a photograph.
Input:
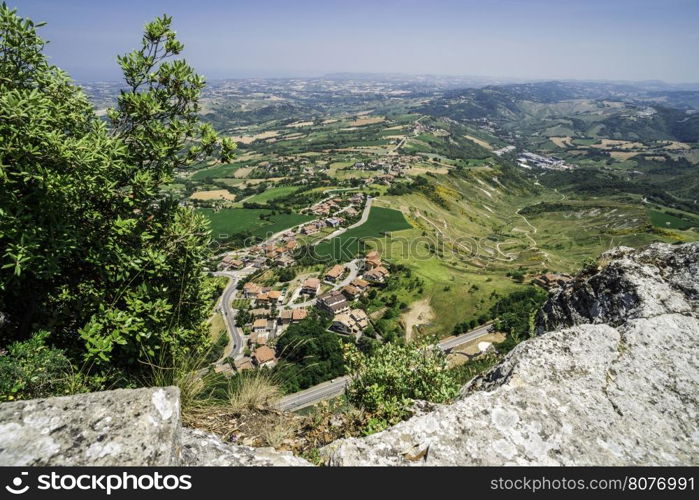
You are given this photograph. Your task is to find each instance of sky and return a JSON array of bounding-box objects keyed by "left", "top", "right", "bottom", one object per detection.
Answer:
[{"left": 11, "top": 0, "right": 699, "bottom": 83}]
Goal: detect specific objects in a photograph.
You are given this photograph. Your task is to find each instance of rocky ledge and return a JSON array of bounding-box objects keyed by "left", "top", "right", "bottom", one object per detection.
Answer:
[
  {"left": 322, "top": 242, "right": 699, "bottom": 465},
  {"left": 0, "top": 387, "right": 310, "bottom": 466}
]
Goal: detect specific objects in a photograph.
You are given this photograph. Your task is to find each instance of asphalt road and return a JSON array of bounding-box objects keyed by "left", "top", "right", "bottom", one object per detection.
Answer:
[
  {"left": 436, "top": 322, "right": 494, "bottom": 351},
  {"left": 213, "top": 267, "right": 256, "bottom": 359},
  {"left": 275, "top": 322, "right": 494, "bottom": 412}
]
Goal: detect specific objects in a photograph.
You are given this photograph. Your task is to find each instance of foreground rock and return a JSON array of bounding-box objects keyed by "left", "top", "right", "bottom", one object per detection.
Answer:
[
  {"left": 0, "top": 387, "right": 311, "bottom": 466},
  {"left": 180, "top": 428, "right": 310, "bottom": 466},
  {"left": 323, "top": 242, "right": 699, "bottom": 465}
]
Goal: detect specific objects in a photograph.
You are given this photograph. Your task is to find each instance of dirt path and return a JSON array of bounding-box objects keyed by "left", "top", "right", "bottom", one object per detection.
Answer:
[{"left": 401, "top": 298, "right": 434, "bottom": 341}]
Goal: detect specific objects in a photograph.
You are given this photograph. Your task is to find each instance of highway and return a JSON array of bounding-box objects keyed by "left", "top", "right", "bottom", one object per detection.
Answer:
[{"left": 276, "top": 322, "right": 494, "bottom": 411}]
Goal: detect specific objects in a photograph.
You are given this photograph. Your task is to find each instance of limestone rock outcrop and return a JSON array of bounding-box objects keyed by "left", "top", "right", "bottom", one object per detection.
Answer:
[{"left": 0, "top": 387, "right": 311, "bottom": 466}]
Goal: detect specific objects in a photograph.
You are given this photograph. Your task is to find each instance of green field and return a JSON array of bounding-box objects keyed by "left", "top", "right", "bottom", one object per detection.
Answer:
[
  {"left": 191, "top": 163, "right": 241, "bottom": 180},
  {"left": 648, "top": 209, "right": 699, "bottom": 230},
  {"left": 245, "top": 185, "right": 302, "bottom": 204},
  {"left": 199, "top": 208, "right": 312, "bottom": 241},
  {"left": 315, "top": 206, "right": 412, "bottom": 260}
]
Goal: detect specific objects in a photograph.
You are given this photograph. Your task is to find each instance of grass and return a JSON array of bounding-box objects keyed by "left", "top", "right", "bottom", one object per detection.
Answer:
[
  {"left": 191, "top": 162, "right": 241, "bottom": 180},
  {"left": 228, "top": 371, "right": 283, "bottom": 411},
  {"left": 246, "top": 185, "right": 302, "bottom": 204},
  {"left": 199, "top": 208, "right": 312, "bottom": 240},
  {"left": 315, "top": 206, "right": 412, "bottom": 261},
  {"left": 648, "top": 209, "right": 699, "bottom": 231},
  {"left": 209, "top": 312, "right": 226, "bottom": 341}
]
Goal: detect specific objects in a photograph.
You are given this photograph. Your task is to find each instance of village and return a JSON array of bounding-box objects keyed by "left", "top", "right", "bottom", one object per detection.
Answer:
[{"left": 214, "top": 190, "right": 392, "bottom": 374}]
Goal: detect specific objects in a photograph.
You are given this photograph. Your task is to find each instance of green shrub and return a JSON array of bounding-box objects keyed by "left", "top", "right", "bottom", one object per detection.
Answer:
[
  {"left": 345, "top": 343, "right": 460, "bottom": 423},
  {"left": 0, "top": 332, "right": 96, "bottom": 402}
]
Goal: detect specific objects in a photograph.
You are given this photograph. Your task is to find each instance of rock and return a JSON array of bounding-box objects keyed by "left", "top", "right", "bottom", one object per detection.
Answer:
[
  {"left": 0, "top": 387, "right": 181, "bottom": 466},
  {"left": 0, "top": 386, "right": 313, "bottom": 466},
  {"left": 323, "top": 242, "right": 699, "bottom": 466},
  {"left": 180, "top": 428, "right": 311, "bottom": 466},
  {"left": 537, "top": 242, "right": 698, "bottom": 332}
]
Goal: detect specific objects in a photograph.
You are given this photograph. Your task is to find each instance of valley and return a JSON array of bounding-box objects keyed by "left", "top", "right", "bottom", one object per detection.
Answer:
[{"left": 119, "top": 76, "right": 699, "bottom": 394}]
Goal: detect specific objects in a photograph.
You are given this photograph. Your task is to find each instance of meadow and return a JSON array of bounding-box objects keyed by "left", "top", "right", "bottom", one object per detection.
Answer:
[
  {"left": 245, "top": 185, "right": 302, "bottom": 204},
  {"left": 198, "top": 208, "right": 312, "bottom": 241},
  {"left": 191, "top": 162, "right": 241, "bottom": 180},
  {"left": 314, "top": 206, "right": 412, "bottom": 261},
  {"left": 648, "top": 209, "right": 699, "bottom": 231}
]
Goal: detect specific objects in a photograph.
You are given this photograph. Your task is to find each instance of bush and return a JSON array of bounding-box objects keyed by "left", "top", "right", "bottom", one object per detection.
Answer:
[
  {"left": 345, "top": 343, "right": 460, "bottom": 423},
  {"left": 0, "top": 332, "right": 95, "bottom": 402}
]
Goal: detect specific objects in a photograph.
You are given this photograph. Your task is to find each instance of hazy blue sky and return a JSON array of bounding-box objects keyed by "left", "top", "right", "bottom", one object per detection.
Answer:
[{"left": 12, "top": 0, "right": 699, "bottom": 82}]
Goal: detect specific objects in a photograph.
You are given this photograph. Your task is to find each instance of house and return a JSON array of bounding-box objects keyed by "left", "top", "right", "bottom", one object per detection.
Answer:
[
  {"left": 253, "top": 346, "right": 277, "bottom": 368},
  {"left": 291, "top": 308, "right": 308, "bottom": 322},
  {"left": 317, "top": 290, "right": 350, "bottom": 315},
  {"left": 301, "top": 277, "right": 321, "bottom": 296},
  {"left": 250, "top": 257, "right": 267, "bottom": 269},
  {"left": 278, "top": 309, "right": 293, "bottom": 324},
  {"left": 234, "top": 357, "right": 254, "bottom": 371},
  {"left": 324, "top": 264, "right": 346, "bottom": 283},
  {"left": 325, "top": 217, "right": 343, "bottom": 228},
  {"left": 364, "top": 251, "right": 382, "bottom": 270},
  {"left": 219, "top": 255, "right": 243, "bottom": 271},
  {"left": 341, "top": 285, "right": 361, "bottom": 301},
  {"left": 301, "top": 223, "right": 319, "bottom": 235},
  {"left": 331, "top": 308, "right": 369, "bottom": 337},
  {"left": 274, "top": 254, "right": 295, "bottom": 268},
  {"left": 349, "top": 308, "right": 369, "bottom": 331},
  {"left": 252, "top": 318, "right": 269, "bottom": 335},
  {"left": 278, "top": 307, "right": 308, "bottom": 325},
  {"left": 285, "top": 240, "right": 298, "bottom": 251},
  {"left": 249, "top": 331, "right": 268, "bottom": 345},
  {"left": 344, "top": 206, "right": 359, "bottom": 217},
  {"left": 364, "top": 266, "right": 390, "bottom": 283},
  {"left": 243, "top": 282, "right": 261, "bottom": 298},
  {"left": 311, "top": 204, "right": 331, "bottom": 216},
  {"left": 267, "top": 290, "right": 283, "bottom": 304},
  {"left": 250, "top": 308, "right": 271, "bottom": 318},
  {"left": 351, "top": 278, "right": 370, "bottom": 293}
]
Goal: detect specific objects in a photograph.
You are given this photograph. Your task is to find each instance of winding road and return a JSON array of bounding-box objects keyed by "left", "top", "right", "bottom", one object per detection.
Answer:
[{"left": 213, "top": 267, "right": 256, "bottom": 360}]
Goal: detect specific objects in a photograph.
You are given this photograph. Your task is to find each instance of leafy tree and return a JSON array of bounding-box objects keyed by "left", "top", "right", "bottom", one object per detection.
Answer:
[
  {"left": 274, "top": 316, "right": 345, "bottom": 392},
  {"left": 345, "top": 343, "right": 460, "bottom": 423},
  {"left": 0, "top": 6, "right": 233, "bottom": 384},
  {"left": 490, "top": 286, "right": 548, "bottom": 352}
]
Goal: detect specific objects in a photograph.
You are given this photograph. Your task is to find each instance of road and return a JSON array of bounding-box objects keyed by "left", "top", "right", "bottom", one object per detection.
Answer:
[
  {"left": 436, "top": 322, "right": 493, "bottom": 351},
  {"left": 276, "top": 377, "right": 350, "bottom": 412},
  {"left": 275, "top": 322, "right": 494, "bottom": 411},
  {"left": 213, "top": 267, "right": 256, "bottom": 360}
]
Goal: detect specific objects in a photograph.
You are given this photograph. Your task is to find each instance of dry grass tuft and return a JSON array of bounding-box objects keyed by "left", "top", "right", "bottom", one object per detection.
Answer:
[{"left": 228, "top": 371, "right": 282, "bottom": 411}]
